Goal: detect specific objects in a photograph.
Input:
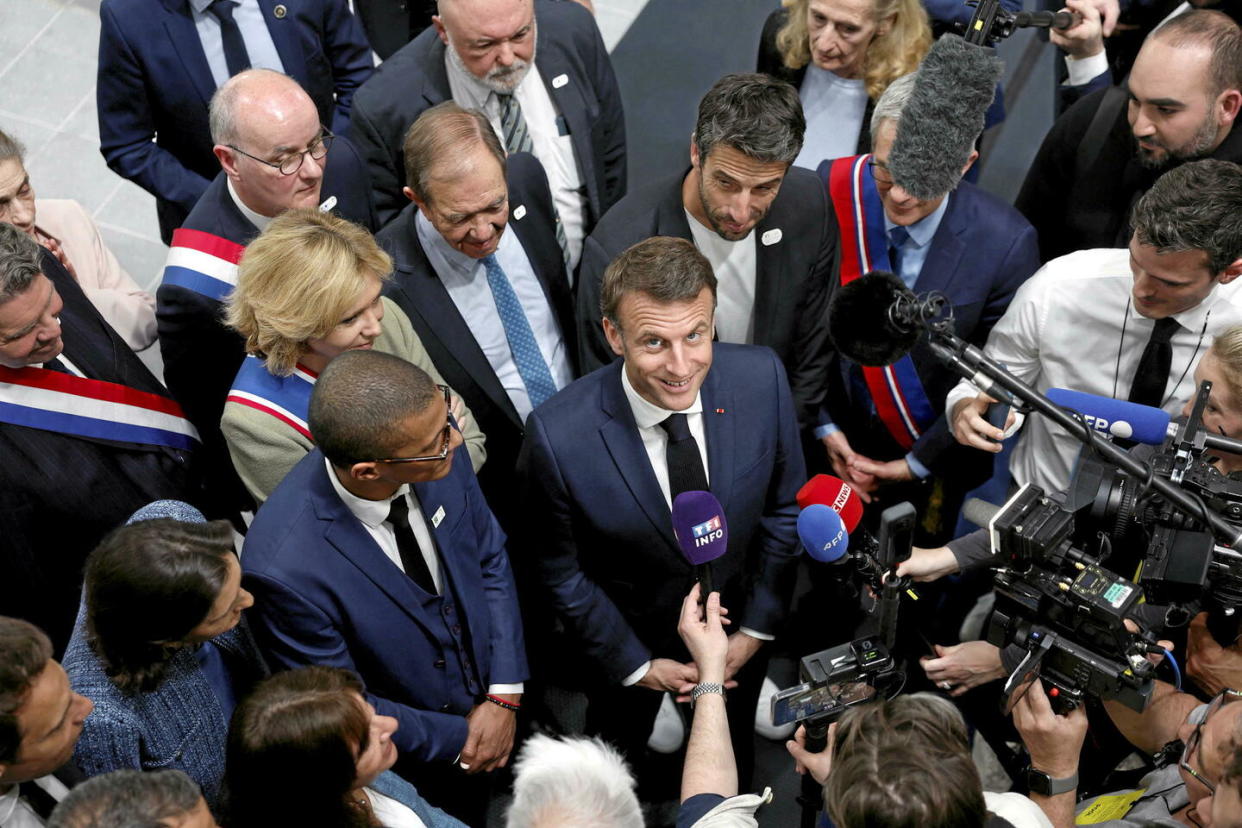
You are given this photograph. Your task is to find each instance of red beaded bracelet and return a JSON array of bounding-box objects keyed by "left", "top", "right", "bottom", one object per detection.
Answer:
[{"left": 485, "top": 694, "right": 521, "bottom": 712}]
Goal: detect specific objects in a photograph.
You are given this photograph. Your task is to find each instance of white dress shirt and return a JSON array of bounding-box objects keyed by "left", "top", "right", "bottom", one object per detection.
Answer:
[
  {"left": 227, "top": 179, "right": 273, "bottom": 233},
  {"left": 686, "top": 209, "right": 758, "bottom": 345},
  {"left": 616, "top": 369, "right": 769, "bottom": 687},
  {"left": 0, "top": 775, "right": 70, "bottom": 827},
  {"left": 416, "top": 211, "right": 572, "bottom": 421},
  {"left": 324, "top": 459, "right": 523, "bottom": 695},
  {"left": 793, "top": 67, "right": 868, "bottom": 170},
  {"left": 189, "top": 0, "right": 285, "bottom": 89},
  {"left": 365, "top": 788, "right": 428, "bottom": 828},
  {"left": 944, "top": 248, "right": 1242, "bottom": 493},
  {"left": 445, "top": 56, "right": 586, "bottom": 271}
]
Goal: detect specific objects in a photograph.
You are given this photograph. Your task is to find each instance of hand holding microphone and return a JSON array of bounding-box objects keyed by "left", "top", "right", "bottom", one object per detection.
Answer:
[{"left": 1049, "top": 0, "right": 1103, "bottom": 60}]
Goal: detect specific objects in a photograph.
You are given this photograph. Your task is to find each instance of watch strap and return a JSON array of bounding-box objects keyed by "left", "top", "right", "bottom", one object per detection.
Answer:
[
  {"left": 1025, "top": 766, "right": 1078, "bottom": 796},
  {"left": 691, "top": 682, "right": 725, "bottom": 705}
]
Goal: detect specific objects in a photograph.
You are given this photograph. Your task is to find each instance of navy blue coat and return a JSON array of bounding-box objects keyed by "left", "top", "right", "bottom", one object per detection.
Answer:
[
  {"left": 96, "top": 0, "right": 374, "bottom": 240},
  {"left": 241, "top": 448, "right": 528, "bottom": 763},
  {"left": 514, "top": 344, "right": 804, "bottom": 683}
]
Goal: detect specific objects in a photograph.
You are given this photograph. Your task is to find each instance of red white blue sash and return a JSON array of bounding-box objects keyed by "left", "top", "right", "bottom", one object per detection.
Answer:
[
  {"left": 0, "top": 365, "right": 199, "bottom": 450},
  {"left": 161, "top": 228, "right": 245, "bottom": 301},
  {"left": 825, "top": 154, "right": 935, "bottom": 451},
  {"left": 226, "top": 356, "right": 317, "bottom": 440}
]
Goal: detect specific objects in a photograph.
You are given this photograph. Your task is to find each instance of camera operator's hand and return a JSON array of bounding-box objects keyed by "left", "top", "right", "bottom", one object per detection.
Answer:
[
  {"left": 951, "top": 393, "right": 1011, "bottom": 453},
  {"left": 1080, "top": 0, "right": 1118, "bottom": 36},
  {"left": 820, "top": 431, "right": 877, "bottom": 502},
  {"left": 1011, "top": 678, "right": 1088, "bottom": 779},
  {"left": 1187, "top": 611, "right": 1242, "bottom": 697},
  {"left": 786, "top": 722, "right": 837, "bottom": 786},
  {"left": 1050, "top": 0, "right": 1104, "bottom": 60},
  {"left": 637, "top": 658, "right": 699, "bottom": 696},
  {"left": 678, "top": 584, "right": 729, "bottom": 685},
  {"left": 896, "top": 545, "right": 960, "bottom": 583},
  {"left": 921, "top": 641, "right": 1006, "bottom": 696}
]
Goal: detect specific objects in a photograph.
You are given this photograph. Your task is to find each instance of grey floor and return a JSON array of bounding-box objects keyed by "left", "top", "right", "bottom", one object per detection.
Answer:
[{"left": 2, "top": 0, "right": 1051, "bottom": 821}]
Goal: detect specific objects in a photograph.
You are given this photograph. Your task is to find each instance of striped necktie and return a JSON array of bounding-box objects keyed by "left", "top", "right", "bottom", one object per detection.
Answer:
[{"left": 497, "top": 92, "right": 571, "bottom": 267}]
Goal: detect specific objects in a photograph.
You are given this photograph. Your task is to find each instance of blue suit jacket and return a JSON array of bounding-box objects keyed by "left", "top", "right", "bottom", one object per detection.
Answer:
[
  {"left": 821, "top": 178, "right": 1040, "bottom": 478},
  {"left": 514, "top": 345, "right": 804, "bottom": 684},
  {"left": 350, "top": 0, "right": 626, "bottom": 226},
  {"left": 241, "top": 448, "right": 528, "bottom": 763},
  {"left": 96, "top": 0, "right": 374, "bottom": 240}
]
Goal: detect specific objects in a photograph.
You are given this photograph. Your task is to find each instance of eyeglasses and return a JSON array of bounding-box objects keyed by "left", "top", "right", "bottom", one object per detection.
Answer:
[
  {"left": 371, "top": 386, "right": 455, "bottom": 464},
  {"left": 1181, "top": 688, "right": 1242, "bottom": 794},
  {"left": 227, "top": 128, "right": 334, "bottom": 176},
  {"left": 867, "top": 159, "right": 894, "bottom": 186}
]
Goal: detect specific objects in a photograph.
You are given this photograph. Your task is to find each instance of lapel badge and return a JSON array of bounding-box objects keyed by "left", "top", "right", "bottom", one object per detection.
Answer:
[
  {"left": 552, "top": 74, "right": 569, "bottom": 89},
  {"left": 273, "top": 4, "right": 287, "bottom": 17},
  {"left": 513, "top": 204, "right": 527, "bottom": 220},
  {"left": 761, "top": 228, "right": 782, "bottom": 246},
  {"left": 715, "top": 408, "right": 725, "bottom": 414},
  {"left": 318, "top": 195, "right": 337, "bottom": 213},
  {"left": 431, "top": 504, "right": 446, "bottom": 528}
]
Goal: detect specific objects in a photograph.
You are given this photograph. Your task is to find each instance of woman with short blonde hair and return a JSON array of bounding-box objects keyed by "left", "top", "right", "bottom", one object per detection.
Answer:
[{"left": 222, "top": 209, "right": 485, "bottom": 502}]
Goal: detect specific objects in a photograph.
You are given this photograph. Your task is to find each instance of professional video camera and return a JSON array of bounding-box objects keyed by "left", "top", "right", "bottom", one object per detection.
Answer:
[{"left": 957, "top": 0, "right": 1076, "bottom": 45}]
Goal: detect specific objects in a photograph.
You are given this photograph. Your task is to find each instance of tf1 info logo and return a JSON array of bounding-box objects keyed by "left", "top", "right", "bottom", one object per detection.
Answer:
[{"left": 692, "top": 515, "right": 724, "bottom": 547}]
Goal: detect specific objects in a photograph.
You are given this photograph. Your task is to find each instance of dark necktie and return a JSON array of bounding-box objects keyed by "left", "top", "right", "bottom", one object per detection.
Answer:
[
  {"left": 496, "top": 93, "right": 570, "bottom": 265},
  {"left": 206, "top": 0, "right": 251, "bottom": 77},
  {"left": 888, "top": 225, "right": 910, "bottom": 284},
  {"left": 20, "top": 779, "right": 60, "bottom": 819},
  {"left": 386, "top": 495, "right": 437, "bottom": 594},
  {"left": 1127, "top": 316, "right": 1181, "bottom": 408},
  {"left": 42, "top": 357, "right": 70, "bottom": 374},
  {"left": 659, "top": 413, "right": 708, "bottom": 499}
]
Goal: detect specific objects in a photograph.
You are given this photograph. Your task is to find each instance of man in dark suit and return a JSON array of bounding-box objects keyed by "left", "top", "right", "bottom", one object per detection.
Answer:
[
  {"left": 157, "top": 69, "right": 377, "bottom": 517},
  {"left": 350, "top": 0, "right": 626, "bottom": 256},
  {"left": 575, "top": 73, "right": 836, "bottom": 432},
  {"left": 241, "top": 350, "right": 526, "bottom": 825},
  {"left": 96, "top": 0, "right": 373, "bottom": 242},
  {"left": 516, "top": 237, "right": 803, "bottom": 790},
  {"left": 0, "top": 616, "right": 93, "bottom": 825},
  {"left": 377, "top": 102, "right": 576, "bottom": 530},
  {"left": 1016, "top": 10, "right": 1242, "bottom": 263},
  {"left": 0, "top": 225, "right": 200, "bottom": 653},
  {"left": 818, "top": 73, "right": 1039, "bottom": 541}
]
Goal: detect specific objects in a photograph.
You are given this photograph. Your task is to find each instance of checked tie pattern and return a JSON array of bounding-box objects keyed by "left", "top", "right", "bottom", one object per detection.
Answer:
[
  {"left": 497, "top": 92, "right": 571, "bottom": 266},
  {"left": 482, "top": 254, "right": 558, "bottom": 408}
]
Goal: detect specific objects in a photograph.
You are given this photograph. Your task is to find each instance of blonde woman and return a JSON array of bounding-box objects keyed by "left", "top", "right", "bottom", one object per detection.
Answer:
[
  {"left": 757, "top": 0, "right": 931, "bottom": 169},
  {"left": 222, "top": 208, "right": 485, "bottom": 502}
]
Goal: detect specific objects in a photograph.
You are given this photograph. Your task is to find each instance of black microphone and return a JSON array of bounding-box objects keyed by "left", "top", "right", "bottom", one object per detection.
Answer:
[
  {"left": 1015, "top": 9, "right": 1078, "bottom": 29},
  {"left": 828, "top": 271, "right": 921, "bottom": 366}
]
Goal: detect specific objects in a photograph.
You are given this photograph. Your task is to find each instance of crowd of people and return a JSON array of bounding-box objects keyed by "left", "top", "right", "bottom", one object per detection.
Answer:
[{"left": 7, "top": 0, "right": 1242, "bottom": 824}]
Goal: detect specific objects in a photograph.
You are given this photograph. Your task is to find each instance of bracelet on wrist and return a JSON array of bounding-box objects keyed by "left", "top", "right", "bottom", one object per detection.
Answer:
[{"left": 485, "top": 694, "right": 521, "bottom": 712}]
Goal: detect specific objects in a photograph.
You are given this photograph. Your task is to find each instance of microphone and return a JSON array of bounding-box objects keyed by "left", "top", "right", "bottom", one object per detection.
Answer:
[
  {"left": 797, "top": 505, "right": 851, "bottom": 564},
  {"left": 797, "top": 474, "right": 864, "bottom": 533},
  {"left": 1045, "top": 388, "right": 1171, "bottom": 445},
  {"left": 1014, "top": 9, "right": 1077, "bottom": 29},
  {"left": 672, "top": 491, "right": 729, "bottom": 597},
  {"left": 962, "top": 496, "right": 1001, "bottom": 529},
  {"left": 828, "top": 271, "right": 922, "bottom": 366}
]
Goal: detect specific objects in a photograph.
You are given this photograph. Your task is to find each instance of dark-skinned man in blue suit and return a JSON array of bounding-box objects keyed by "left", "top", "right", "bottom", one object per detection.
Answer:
[
  {"left": 241, "top": 350, "right": 527, "bottom": 826},
  {"left": 515, "top": 236, "right": 804, "bottom": 799}
]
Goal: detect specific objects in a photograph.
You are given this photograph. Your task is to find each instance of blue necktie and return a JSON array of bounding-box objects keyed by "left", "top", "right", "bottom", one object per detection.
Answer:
[
  {"left": 888, "top": 225, "right": 910, "bottom": 286},
  {"left": 482, "top": 254, "right": 558, "bottom": 408},
  {"left": 207, "top": 0, "right": 251, "bottom": 77}
]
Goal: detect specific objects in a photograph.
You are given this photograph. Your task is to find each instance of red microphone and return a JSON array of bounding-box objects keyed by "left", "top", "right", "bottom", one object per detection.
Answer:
[{"left": 796, "top": 474, "right": 864, "bottom": 533}]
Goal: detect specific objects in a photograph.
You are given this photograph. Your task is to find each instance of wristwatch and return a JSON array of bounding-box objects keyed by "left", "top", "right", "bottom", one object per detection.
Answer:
[
  {"left": 691, "top": 682, "right": 726, "bottom": 706},
  {"left": 1024, "top": 766, "right": 1079, "bottom": 796}
]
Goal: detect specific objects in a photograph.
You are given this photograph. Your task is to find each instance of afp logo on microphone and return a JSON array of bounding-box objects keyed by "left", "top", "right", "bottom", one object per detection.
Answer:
[
  {"left": 1082, "top": 414, "right": 1135, "bottom": 440},
  {"left": 692, "top": 515, "right": 724, "bottom": 547}
]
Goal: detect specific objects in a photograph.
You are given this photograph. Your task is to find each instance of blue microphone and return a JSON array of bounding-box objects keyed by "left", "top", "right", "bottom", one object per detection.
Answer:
[
  {"left": 797, "top": 505, "right": 850, "bottom": 564},
  {"left": 1046, "top": 388, "right": 1171, "bottom": 445}
]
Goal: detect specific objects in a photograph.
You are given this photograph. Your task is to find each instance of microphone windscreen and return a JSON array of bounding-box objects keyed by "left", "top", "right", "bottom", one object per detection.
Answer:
[
  {"left": 1045, "top": 388, "right": 1171, "bottom": 445},
  {"left": 796, "top": 474, "right": 864, "bottom": 533},
  {"left": 798, "top": 505, "right": 850, "bottom": 564},
  {"left": 672, "top": 490, "right": 729, "bottom": 566},
  {"left": 828, "top": 271, "right": 920, "bottom": 366},
  {"left": 888, "top": 34, "right": 1003, "bottom": 201},
  {"left": 961, "top": 497, "right": 1001, "bottom": 529}
]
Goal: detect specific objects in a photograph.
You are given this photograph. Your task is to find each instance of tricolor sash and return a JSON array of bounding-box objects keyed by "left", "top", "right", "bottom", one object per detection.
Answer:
[
  {"left": 825, "top": 154, "right": 936, "bottom": 450},
  {"left": 226, "top": 356, "right": 317, "bottom": 440},
  {"left": 0, "top": 366, "right": 199, "bottom": 450},
  {"left": 161, "top": 228, "right": 245, "bottom": 301}
]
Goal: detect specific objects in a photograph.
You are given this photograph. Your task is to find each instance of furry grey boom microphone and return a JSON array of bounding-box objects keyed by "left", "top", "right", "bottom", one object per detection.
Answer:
[{"left": 888, "top": 34, "right": 1003, "bottom": 201}]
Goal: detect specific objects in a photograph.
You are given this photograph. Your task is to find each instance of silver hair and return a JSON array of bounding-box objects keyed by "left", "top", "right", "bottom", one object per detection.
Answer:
[
  {"left": 869, "top": 72, "right": 919, "bottom": 138},
  {"left": 0, "top": 128, "right": 25, "bottom": 164},
  {"left": 0, "top": 223, "right": 43, "bottom": 302},
  {"left": 208, "top": 68, "right": 293, "bottom": 146},
  {"left": 505, "top": 735, "right": 644, "bottom": 828},
  {"left": 48, "top": 769, "right": 202, "bottom": 828}
]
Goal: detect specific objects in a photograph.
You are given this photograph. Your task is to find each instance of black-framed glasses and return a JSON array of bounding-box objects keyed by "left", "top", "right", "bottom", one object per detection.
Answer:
[
  {"left": 867, "top": 158, "right": 894, "bottom": 186},
  {"left": 371, "top": 385, "right": 455, "bottom": 464},
  {"left": 1181, "top": 688, "right": 1242, "bottom": 794},
  {"left": 227, "top": 127, "right": 334, "bottom": 175}
]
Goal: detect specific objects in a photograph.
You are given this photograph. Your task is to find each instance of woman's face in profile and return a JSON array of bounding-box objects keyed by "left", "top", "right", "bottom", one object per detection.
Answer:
[
  {"left": 352, "top": 692, "right": 399, "bottom": 789},
  {"left": 185, "top": 554, "right": 253, "bottom": 644}
]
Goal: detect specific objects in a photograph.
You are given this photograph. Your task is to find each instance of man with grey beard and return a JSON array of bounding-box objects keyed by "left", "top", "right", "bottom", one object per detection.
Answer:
[
  {"left": 1017, "top": 9, "right": 1242, "bottom": 263},
  {"left": 350, "top": 0, "right": 626, "bottom": 269}
]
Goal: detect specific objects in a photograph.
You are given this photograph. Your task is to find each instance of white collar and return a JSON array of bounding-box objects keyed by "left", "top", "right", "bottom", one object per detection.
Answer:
[
  {"left": 619, "top": 364, "right": 704, "bottom": 430},
  {"left": 226, "top": 178, "right": 274, "bottom": 233},
  {"left": 324, "top": 457, "right": 409, "bottom": 529}
]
